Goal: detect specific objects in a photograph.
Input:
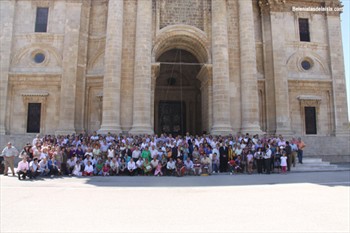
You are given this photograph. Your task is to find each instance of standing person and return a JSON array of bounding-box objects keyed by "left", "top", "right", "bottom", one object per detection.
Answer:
[
  {"left": 263, "top": 145, "right": 272, "bottom": 174},
  {"left": 297, "top": 137, "right": 306, "bottom": 164},
  {"left": 280, "top": 152, "right": 288, "bottom": 174},
  {"left": 246, "top": 150, "right": 254, "bottom": 174},
  {"left": 219, "top": 143, "right": 228, "bottom": 172},
  {"left": 285, "top": 141, "right": 292, "bottom": 172},
  {"left": 1, "top": 142, "right": 19, "bottom": 176},
  {"left": 290, "top": 139, "right": 298, "bottom": 167},
  {"left": 254, "top": 147, "right": 264, "bottom": 174}
]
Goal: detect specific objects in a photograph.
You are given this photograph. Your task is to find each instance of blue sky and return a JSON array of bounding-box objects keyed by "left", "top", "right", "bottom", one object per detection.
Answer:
[{"left": 342, "top": 0, "right": 350, "bottom": 120}]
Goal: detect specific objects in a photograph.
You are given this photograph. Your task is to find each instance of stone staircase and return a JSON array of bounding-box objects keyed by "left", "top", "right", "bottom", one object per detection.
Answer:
[{"left": 292, "top": 157, "right": 350, "bottom": 172}]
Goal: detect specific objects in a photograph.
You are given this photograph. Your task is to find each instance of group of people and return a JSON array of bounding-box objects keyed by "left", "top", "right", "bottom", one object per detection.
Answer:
[{"left": 1, "top": 132, "right": 306, "bottom": 180}]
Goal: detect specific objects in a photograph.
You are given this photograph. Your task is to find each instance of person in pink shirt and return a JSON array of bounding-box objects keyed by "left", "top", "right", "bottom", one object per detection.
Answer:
[{"left": 17, "top": 154, "right": 29, "bottom": 180}]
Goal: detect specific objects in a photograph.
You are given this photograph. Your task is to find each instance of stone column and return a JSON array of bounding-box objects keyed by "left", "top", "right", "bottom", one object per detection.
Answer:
[
  {"left": 210, "top": 0, "right": 233, "bottom": 135},
  {"left": 0, "top": 1, "right": 15, "bottom": 134},
  {"left": 129, "top": 0, "right": 154, "bottom": 135},
  {"left": 269, "top": 11, "right": 292, "bottom": 135},
  {"left": 98, "top": 0, "right": 124, "bottom": 134},
  {"left": 238, "top": 0, "right": 262, "bottom": 135},
  {"left": 151, "top": 63, "right": 160, "bottom": 131},
  {"left": 55, "top": 2, "right": 82, "bottom": 135},
  {"left": 326, "top": 9, "right": 349, "bottom": 136}
]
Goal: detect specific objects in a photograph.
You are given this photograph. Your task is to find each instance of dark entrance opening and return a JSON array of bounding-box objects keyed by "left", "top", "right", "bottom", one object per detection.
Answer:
[
  {"left": 305, "top": 106, "right": 316, "bottom": 134},
  {"left": 158, "top": 101, "right": 186, "bottom": 136},
  {"left": 27, "top": 103, "right": 41, "bottom": 133},
  {"left": 155, "top": 49, "right": 202, "bottom": 135}
]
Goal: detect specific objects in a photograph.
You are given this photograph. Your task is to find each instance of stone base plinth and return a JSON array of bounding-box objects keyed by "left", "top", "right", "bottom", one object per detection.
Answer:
[
  {"left": 98, "top": 125, "right": 122, "bottom": 135},
  {"left": 129, "top": 125, "right": 154, "bottom": 135}
]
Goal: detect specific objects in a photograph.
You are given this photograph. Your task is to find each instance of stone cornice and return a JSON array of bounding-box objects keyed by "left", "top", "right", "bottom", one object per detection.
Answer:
[
  {"left": 21, "top": 91, "right": 49, "bottom": 97},
  {"left": 297, "top": 95, "right": 322, "bottom": 101}
]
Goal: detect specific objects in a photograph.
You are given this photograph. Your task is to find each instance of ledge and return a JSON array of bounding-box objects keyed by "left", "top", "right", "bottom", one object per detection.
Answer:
[
  {"left": 21, "top": 91, "right": 49, "bottom": 97},
  {"left": 297, "top": 95, "right": 322, "bottom": 101}
]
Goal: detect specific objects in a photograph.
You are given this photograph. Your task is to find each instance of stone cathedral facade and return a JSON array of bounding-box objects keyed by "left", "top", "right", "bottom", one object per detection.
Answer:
[{"left": 0, "top": 0, "right": 349, "bottom": 159}]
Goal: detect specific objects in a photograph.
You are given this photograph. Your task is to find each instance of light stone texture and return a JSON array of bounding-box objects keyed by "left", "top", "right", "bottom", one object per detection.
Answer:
[
  {"left": 0, "top": 0, "right": 349, "bottom": 159},
  {"left": 210, "top": 0, "right": 233, "bottom": 135},
  {"left": 98, "top": 0, "right": 124, "bottom": 134}
]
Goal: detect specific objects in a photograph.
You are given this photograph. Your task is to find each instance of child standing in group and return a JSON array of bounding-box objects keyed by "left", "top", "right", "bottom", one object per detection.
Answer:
[{"left": 280, "top": 152, "right": 288, "bottom": 174}]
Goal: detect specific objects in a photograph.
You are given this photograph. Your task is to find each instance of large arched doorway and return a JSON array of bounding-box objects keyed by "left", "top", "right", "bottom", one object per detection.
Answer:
[{"left": 154, "top": 49, "right": 202, "bottom": 135}]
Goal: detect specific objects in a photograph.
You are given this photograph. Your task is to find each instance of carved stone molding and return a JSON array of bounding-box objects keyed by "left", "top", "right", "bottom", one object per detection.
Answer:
[
  {"left": 297, "top": 95, "right": 322, "bottom": 106},
  {"left": 258, "top": 0, "right": 286, "bottom": 14}
]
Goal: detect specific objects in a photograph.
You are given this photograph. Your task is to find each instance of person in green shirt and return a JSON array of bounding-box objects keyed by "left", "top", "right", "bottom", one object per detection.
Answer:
[
  {"left": 94, "top": 159, "right": 103, "bottom": 176},
  {"left": 141, "top": 146, "right": 151, "bottom": 162}
]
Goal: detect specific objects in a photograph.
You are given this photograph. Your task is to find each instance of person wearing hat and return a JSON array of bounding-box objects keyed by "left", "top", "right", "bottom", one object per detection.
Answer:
[{"left": 1, "top": 142, "right": 19, "bottom": 176}]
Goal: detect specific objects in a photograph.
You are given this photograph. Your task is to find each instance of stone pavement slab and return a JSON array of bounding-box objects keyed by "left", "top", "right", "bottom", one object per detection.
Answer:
[{"left": 1, "top": 171, "right": 349, "bottom": 233}]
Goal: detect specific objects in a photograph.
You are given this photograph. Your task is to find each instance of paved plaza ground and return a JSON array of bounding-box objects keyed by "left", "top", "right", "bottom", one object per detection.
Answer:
[{"left": 1, "top": 171, "right": 350, "bottom": 233}]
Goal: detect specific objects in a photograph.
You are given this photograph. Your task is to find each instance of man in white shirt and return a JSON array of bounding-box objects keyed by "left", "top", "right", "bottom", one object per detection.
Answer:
[
  {"left": 66, "top": 156, "right": 77, "bottom": 175},
  {"left": 29, "top": 158, "right": 41, "bottom": 178},
  {"left": 166, "top": 158, "right": 176, "bottom": 176},
  {"left": 127, "top": 158, "right": 137, "bottom": 176},
  {"left": 136, "top": 157, "right": 144, "bottom": 175},
  {"left": 263, "top": 146, "right": 272, "bottom": 174},
  {"left": 38, "top": 158, "right": 50, "bottom": 176},
  {"left": 150, "top": 157, "right": 159, "bottom": 173},
  {"left": 90, "top": 131, "right": 99, "bottom": 141},
  {"left": 132, "top": 147, "right": 141, "bottom": 161},
  {"left": 1, "top": 142, "right": 19, "bottom": 176},
  {"left": 150, "top": 145, "right": 158, "bottom": 159}
]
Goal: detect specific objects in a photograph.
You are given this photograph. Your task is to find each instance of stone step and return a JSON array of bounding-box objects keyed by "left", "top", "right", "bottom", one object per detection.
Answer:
[
  {"left": 293, "top": 164, "right": 338, "bottom": 169},
  {"left": 302, "top": 158, "right": 323, "bottom": 163}
]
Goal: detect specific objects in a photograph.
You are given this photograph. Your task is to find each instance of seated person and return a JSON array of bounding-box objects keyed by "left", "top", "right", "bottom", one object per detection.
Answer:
[
  {"left": 193, "top": 158, "right": 201, "bottom": 176},
  {"left": 143, "top": 158, "right": 152, "bottom": 176},
  {"left": 166, "top": 157, "right": 176, "bottom": 176},
  {"left": 48, "top": 157, "right": 60, "bottom": 177},
  {"left": 175, "top": 158, "right": 185, "bottom": 177},
  {"left": 109, "top": 157, "right": 119, "bottom": 175},
  {"left": 83, "top": 160, "right": 94, "bottom": 176},
  {"left": 119, "top": 158, "right": 127, "bottom": 175},
  {"left": 29, "top": 158, "right": 41, "bottom": 179},
  {"left": 66, "top": 156, "right": 77, "bottom": 176},
  {"left": 17, "top": 155, "right": 29, "bottom": 180},
  {"left": 150, "top": 157, "right": 159, "bottom": 174},
  {"left": 184, "top": 157, "right": 194, "bottom": 175},
  {"left": 127, "top": 158, "right": 137, "bottom": 176},
  {"left": 102, "top": 163, "right": 110, "bottom": 176},
  {"left": 228, "top": 158, "right": 240, "bottom": 175},
  {"left": 72, "top": 160, "right": 82, "bottom": 176},
  {"left": 154, "top": 161, "right": 163, "bottom": 176},
  {"left": 136, "top": 157, "right": 144, "bottom": 176},
  {"left": 200, "top": 154, "right": 211, "bottom": 175},
  {"left": 94, "top": 159, "right": 103, "bottom": 176},
  {"left": 38, "top": 157, "right": 50, "bottom": 176}
]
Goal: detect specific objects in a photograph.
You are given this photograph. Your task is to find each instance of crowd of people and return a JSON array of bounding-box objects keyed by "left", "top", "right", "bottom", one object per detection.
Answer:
[{"left": 1, "top": 132, "right": 306, "bottom": 180}]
